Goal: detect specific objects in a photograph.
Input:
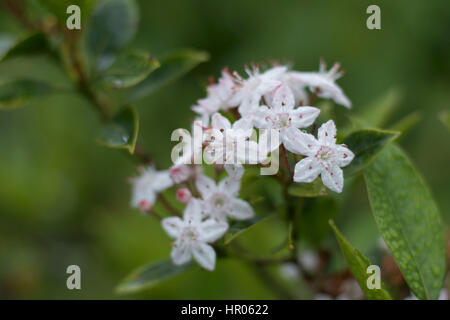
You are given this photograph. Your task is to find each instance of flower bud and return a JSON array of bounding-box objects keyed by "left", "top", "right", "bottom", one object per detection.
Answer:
[{"left": 176, "top": 188, "right": 192, "bottom": 203}]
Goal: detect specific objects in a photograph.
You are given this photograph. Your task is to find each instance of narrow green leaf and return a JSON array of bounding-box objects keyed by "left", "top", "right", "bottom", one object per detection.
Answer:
[
  {"left": 97, "top": 51, "right": 160, "bottom": 89},
  {"left": 0, "top": 33, "right": 50, "bottom": 62},
  {"left": 288, "top": 178, "right": 327, "bottom": 198},
  {"left": 0, "top": 79, "right": 52, "bottom": 109},
  {"left": 390, "top": 111, "right": 421, "bottom": 137},
  {"left": 125, "top": 49, "right": 209, "bottom": 102},
  {"left": 116, "top": 259, "right": 193, "bottom": 294},
  {"left": 342, "top": 128, "right": 399, "bottom": 176},
  {"left": 439, "top": 110, "right": 450, "bottom": 131},
  {"left": 224, "top": 214, "right": 274, "bottom": 245},
  {"left": 87, "top": 0, "right": 138, "bottom": 67},
  {"left": 353, "top": 88, "right": 402, "bottom": 128},
  {"left": 365, "top": 145, "right": 446, "bottom": 300},
  {"left": 329, "top": 220, "right": 392, "bottom": 300},
  {"left": 97, "top": 106, "right": 139, "bottom": 153}
]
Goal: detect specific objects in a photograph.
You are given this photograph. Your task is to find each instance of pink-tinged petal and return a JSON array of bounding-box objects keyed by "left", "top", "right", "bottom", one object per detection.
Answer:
[
  {"left": 192, "top": 243, "right": 216, "bottom": 271},
  {"left": 161, "top": 217, "right": 184, "bottom": 238},
  {"left": 257, "top": 79, "right": 282, "bottom": 95},
  {"left": 293, "top": 157, "right": 321, "bottom": 183},
  {"left": 321, "top": 165, "right": 344, "bottom": 193},
  {"left": 183, "top": 198, "right": 203, "bottom": 224},
  {"left": 171, "top": 242, "right": 192, "bottom": 265},
  {"left": 252, "top": 106, "right": 273, "bottom": 129},
  {"left": 195, "top": 174, "right": 217, "bottom": 199},
  {"left": 211, "top": 113, "right": 231, "bottom": 131},
  {"left": 198, "top": 219, "right": 229, "bottom": 242},
  {"left": 318, "top": 120, "right": 337, "bottom": 144},
  {"left": 290, "top": 106, "right": 320, "bottom": 128},
  {"left": 282, "top": 127, "right": 318, "bottom": 156},
  {"left": 335, "top": 145, "right": 354, "bottom": 167},
  {"left": 272, "top": 84, "right": 295, "bottom": 111},
  {"left": 228, "top": 198, "right": 254, "bottom": 220},
  {"left": 218, "top": 177, "right": 240, "bottom": 196}
]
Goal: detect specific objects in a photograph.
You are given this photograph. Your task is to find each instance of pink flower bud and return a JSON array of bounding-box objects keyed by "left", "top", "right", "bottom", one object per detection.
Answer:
[
  {"left": 139, "top": 200, "right": 152, "bottom": 212},
  {"left": 176, "top": 188, "right": 192, "bottom": 203},
  {"left": 170, "top": 164, "right": 191, "bottom": 184}
]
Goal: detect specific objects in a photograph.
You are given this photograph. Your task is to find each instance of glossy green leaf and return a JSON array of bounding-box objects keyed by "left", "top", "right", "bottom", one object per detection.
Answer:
[
  {"left": 0, "top": 33, "right": 50, "bottom": 62},
  {"left": 329, "top": 220, "right": 392, "bottom": 300},
  {"left": 288, "top": 178, "right": 327, "bottom": 198},
  {"left": 125, "top": 49, "right": 209, "bottom": 102},
  {"left": 439, "top": 110, "right": 450, "bottom": 131},
  {"left": 116, "top": 259, "right": 193, "bottom": 294},
  {"left": 87, "top": 0, "right": 138, "bottom": 67},
  {"left": 0, "top": 80, "right": 52, "bottom": 109},
  {"left": 224, "top": 214, "right": 274, "bottom": 245},
  {"left": 365, "top": 145, "right": 446, "bottom": 300},
  {"left": 342, "top": 128, "right": 399, "bottom": 176},
  {"left": 97, "top": 106, "right": 139, "bottom": 153},
  {"left": 97, "top": 52, "right": 160, "bottom": 89},
  {"left": 353, "top": 88, "right": 402, "bottom": 128}
]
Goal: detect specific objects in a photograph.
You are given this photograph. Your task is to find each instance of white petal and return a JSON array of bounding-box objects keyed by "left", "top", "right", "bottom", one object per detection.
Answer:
[
  {"left": 218, "top": 177, "right": 240, "bottom": 196},
  {"left": 293, "top": 157, "right": 321, "bottom": 183},
  {"left": 252, "top": 106, "right": 273, "bottom": 129},
  {"left": 290, "top": 107, "right": 320, "bottom": 128},
  {"left": 198, "top": 219, "right": 229, "bottom": 242},
  {"left": 232, "top": 117, "right": 254, "bottom": 132},
  {"left": 161, "top": 217, "right": 184, "bottom": 238},
  {"left": 318, "top": 120, "right": 337, "bottom": 144},
  {"left": 171, "top": 243, "right": 192, "bottom": 265},
  {"left": 195, "top": 174, "right": 217, "bottom": 199},
  {"left": 282, "top": 127, "right": 318, "bottom": 156},
  {"left": 272, "top": 84, "right": 295, "bottom": 111},
  {"left": 224, "top": 164, "right": 244, "bottom": 180},
  {"left": 183, "top": 198, "right": 203, "bottom": 224},
  {"left": 192, "top": 243, "right": 216, "bottom": 271},
  {"left": 321, "top": 165, "right": 344, "bottom": 193},
  {"left": 154, "top": 170, "right": 174, "bottom": 192},
  {"left": 228, "top": 198, "right": 254, "bottom": 220},
  {"left": 211, "top": 113, "right": 231, "bottom": 131},
  {"left": 335, "top": 145, "right": 355, "bottom": 167}
]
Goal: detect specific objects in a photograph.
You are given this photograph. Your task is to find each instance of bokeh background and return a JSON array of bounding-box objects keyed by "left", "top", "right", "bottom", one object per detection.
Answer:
[{"left": 0, "top": 0, "right": 449, "bottom": 299}]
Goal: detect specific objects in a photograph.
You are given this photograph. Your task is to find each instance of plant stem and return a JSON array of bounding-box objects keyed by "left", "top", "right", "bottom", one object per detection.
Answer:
[{"left": 158, "top": 194, "right": 182, "bottom": 217}]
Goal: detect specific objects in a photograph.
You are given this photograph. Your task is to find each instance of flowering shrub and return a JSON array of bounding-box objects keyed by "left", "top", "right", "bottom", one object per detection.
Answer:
[{"left": 1, "top": 0, "right": 447, "bottom": 300}]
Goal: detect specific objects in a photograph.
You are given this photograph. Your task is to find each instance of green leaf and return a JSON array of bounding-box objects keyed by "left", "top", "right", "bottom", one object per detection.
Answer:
[
  {"left": 297, "top": 197, "right": 337, "bottom": 246},
  {"left": 0, "top": 79, "right": 52, "bottom": 109},
  {"left": 342, "top": 128, "right": 399, "bottom": 176},
  {"left": 125, "top": 49, "right": 209, "bottom": 102},
  {"left": 439, "top": 110, "right": 450, "bottom": 131},
  {"left": 116, "top": 259, "right": 193, "bottom": 294},
  {"left": 0, "top": 33, "right": 50, "bottom": 63},
  {"left": 329, "top": 220, "right": 392, "bottom": 300},
  {"left": 390, "top": 111, "right": 421, "bottom": 137},
  {"left": 97, "top": 51, "right": 160, "bottom": 89},
  {"left": 353, "top": 88, "right": 402, "bottom": 128},
  {"left": 224, "top": 214, "right": 274, "bottom": 245},
  {"left": 97, "top": 106, "right": 139, "bottom": 153},
  {"left": 288, "top": 178, "right": 327, "bottom": 198},
  {"left": 364, "top": 145, "right": 446, "bottom": 300},
  {"left": 87, "top": 0, "right": 138, "bottom": 68}
]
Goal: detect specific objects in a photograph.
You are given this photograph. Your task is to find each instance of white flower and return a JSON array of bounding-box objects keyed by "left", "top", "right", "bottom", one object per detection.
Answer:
[
  {"left": 204, "top": 113, "right": 260, "bottom": 165},
  {"left": 130, "top": 166, "right": 173, "bottom": 211},
  {"left": 231, "top": 65, "right": 285, "bottom": 116},
  {"left": 287, "top": 120, "right": 354, "bottom": 193},
  {"left": 169, "top": 164, "right": 192, "bottom": 184},
  {"left": 253, "top": 84, "right": 320, "bottom": 151},
  {"left": 195, "top": 171, "right": 254, "bottom": 221},
  {"left": 290, "top": 59, "right": 351, "bottom": 108},
  {"left": 162, "top": 198, "right": 228, "bottom": 271}
]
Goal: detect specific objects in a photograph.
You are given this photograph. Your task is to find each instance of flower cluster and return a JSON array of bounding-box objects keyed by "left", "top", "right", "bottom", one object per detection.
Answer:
[{"left": 130, "top": 59, "right": 355, "bottom": 270}]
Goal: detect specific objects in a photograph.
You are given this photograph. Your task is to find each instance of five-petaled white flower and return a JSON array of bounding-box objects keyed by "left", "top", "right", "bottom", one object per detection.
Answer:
[
  {"left": 287, "top": 120, "right": 354, "bottom": 193},
  {"left": 231, "top": 66, "right": 285, "bottom": 116},
  {"left": 192, "top": 68, "right": 236, "bottom": 124},
  {"left": 162, "top": 198, "right": 228, "bottom": 271},
  {"left": 195, "top": 169, "right": 254, "bottom": 221},
  {"left": 204, "top": 113, "right": 260, "bottom": 165},
  {"left": 254, "top": 84, "right": 320, "bottom": 152},
  {"left": 290, "top": 59, "right": 351, "bottom": 109},
  {"left": 130, "top": 166, "right": 173, "bottom": 212}
]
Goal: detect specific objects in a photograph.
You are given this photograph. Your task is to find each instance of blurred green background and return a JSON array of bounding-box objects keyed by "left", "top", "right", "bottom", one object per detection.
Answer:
[{"left": 0, "top": 0, "right": 449, "bottom": 299}]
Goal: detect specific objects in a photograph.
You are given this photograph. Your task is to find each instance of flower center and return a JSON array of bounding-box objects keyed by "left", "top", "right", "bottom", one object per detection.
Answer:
[
  {"left": 181, "top": 226, "right": 199, "bottom": 246},
  {"left": 315, "top": 146, "right": 334, "bottom": 164},
  {"left": 209, "top": 192, "right": 230, "bottom": 213}
]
